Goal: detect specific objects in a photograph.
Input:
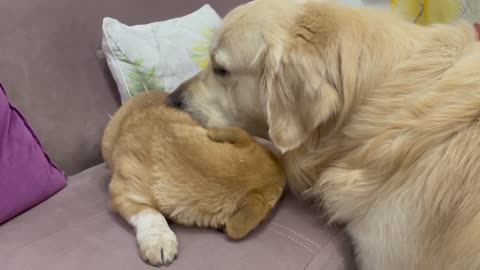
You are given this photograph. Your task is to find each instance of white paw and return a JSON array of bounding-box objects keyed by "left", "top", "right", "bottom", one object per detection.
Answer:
[
  {"left": 130, "top": 211, "right": 178, "bottom": 266},
  {"left": 137, "top": 227, "right": 178, "bottom": 266}
]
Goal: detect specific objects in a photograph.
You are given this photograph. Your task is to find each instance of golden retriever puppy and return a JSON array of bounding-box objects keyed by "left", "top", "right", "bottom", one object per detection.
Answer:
[
  {"left": 165, "top": 1, "right": 480, "bottom": 269},
  {"left": 101, "top": 91, "right": 284, "bottom": 266}
]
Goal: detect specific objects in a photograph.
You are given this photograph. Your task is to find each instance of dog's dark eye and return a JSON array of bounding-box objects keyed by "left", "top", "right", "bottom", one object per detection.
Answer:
[{"left": 213, "top": 67, "right": 229, "bottom": 77}]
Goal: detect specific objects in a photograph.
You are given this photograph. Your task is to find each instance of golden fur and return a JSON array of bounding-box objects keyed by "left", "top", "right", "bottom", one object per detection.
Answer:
[
  {"left": 166, "top": 1, "right": 480, "bottom": 269},
  {"left": 101, "top": 91, "right": 284, "bottom": 266}
]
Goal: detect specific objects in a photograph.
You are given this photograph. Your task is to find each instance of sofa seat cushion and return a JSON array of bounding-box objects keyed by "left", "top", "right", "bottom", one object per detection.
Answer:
[{"left": 0, "top": 164, "right": 355, "bottom": 270}]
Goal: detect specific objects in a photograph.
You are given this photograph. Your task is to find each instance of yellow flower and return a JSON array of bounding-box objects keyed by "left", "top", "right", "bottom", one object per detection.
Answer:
[
  {"left": 393, "top": 0, "right": 460, "bottom": 25},
  {"left": 191, "top": 25, "right": 216, "bottom": 69}
]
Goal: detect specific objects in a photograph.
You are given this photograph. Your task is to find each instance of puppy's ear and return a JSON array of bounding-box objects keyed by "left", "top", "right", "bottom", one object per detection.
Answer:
[
  {"left": 225, "top": 192, "right": 272, "bottom": 240},
  {"left": 261, "top": 43, "right": 340, "bottom": 152}
]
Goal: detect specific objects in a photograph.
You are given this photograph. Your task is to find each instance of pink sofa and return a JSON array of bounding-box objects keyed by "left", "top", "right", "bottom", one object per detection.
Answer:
[{"left": 0, "top": 0, "right": 355, "bottom": 269}]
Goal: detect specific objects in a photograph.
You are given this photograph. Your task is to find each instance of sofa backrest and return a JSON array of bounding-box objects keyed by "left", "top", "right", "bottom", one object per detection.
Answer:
[{"left": 0, "top": 0, "right": 244, "bottom": 175}]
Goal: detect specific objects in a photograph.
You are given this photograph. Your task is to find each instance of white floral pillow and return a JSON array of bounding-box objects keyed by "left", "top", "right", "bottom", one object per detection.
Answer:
[{"left": 101, "top": 5, "right": 222, "bottom": 103}]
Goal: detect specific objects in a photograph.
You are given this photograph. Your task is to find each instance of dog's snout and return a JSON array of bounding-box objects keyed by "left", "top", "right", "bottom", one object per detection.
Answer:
[
  {"left": 166, "top": 79, "right": 192, "bottom": 109},
  {"left": 165, "top": 93, "right": 184, "bottom": 109},
  {"left": 166, "top": 87, "right": 186, "bottom": 109}
]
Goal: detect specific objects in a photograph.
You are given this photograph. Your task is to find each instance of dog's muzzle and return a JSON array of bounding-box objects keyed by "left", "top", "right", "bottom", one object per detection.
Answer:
[
  {"left": 165, "top": 91, "right": 185, "bottom": 110},
  {"left": 166, "top": 78, "right": 193, "bottom": 110}
]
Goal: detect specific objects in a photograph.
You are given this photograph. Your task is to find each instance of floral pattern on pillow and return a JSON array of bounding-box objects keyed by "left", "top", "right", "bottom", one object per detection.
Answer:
[{"left": 102, "top": 5, "right": 222, "bottom": 103}]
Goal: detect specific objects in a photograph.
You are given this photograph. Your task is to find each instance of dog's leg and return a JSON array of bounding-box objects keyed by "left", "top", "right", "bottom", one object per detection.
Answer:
[
  {"left": 207, "top": 127, "right": 253, "bottom": 147},
  {"left": 109, "top": 174, "right": 178, "bottom": 266}
]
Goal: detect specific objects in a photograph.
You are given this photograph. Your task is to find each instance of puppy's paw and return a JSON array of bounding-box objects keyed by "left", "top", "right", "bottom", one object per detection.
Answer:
[
  {"left": 132, "top": 211, "right": 178, "bottom": 266},
  {"left": 137, "top": 228, "right": 178, "bottom": 266},
  {"left": 207, "top": 127, "right": 251, "bottom": 146}
]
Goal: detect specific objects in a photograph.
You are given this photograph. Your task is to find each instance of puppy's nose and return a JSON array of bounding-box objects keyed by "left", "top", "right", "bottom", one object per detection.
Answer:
[{"left": 165, "top": 90, "right": 185, "bottom": 109}]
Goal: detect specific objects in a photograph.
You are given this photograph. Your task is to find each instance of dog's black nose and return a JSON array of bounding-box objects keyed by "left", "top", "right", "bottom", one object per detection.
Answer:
[
  {"left": 166, "top": 77, "right": 193, "bottom": 109},
  {"left": 165, "top": 91, "right": 185, "bottom": 109},
  {"left": 165, "top": 95, "right": 183, "bottom": 109}
]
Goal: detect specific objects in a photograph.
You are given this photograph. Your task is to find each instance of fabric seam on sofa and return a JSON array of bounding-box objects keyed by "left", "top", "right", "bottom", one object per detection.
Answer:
[
  {"left": 303, "top": 231, "right": 342, "bottom": 269},
  {"left": 269, "top": 228, "right": 315, "bottom": 253},
  {"left": 272, "top": 222, "right": 322, "bottom": 248},
  {"left": 267, "top": 222, "right": 330, "bottom": 254}
]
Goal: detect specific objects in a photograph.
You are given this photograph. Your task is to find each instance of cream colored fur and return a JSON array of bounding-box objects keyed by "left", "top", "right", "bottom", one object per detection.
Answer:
[{"left": 166, "top": 1, "right": 480, "bottom": 269}]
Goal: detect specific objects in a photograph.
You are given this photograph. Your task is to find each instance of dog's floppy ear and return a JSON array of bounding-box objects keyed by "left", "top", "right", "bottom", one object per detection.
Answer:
[
  {"left": 225, "top": 192, "right": 272, "bottom": 240},
  {"left": 261, "top": 42, "right": 340, "bottom": 152}
]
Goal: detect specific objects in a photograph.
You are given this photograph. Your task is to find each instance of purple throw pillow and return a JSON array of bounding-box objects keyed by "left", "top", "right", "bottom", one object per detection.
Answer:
[{"left": 0, "top": 83, "right": 67, "bottom": 223}]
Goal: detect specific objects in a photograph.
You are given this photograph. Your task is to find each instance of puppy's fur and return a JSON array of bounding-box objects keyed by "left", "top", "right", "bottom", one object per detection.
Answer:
[
  {"left": 102, "top": 91, "right": 284, "bottom": 266},
  {"left": 166, "top": 1, "right": 480, "bottom": 269}
]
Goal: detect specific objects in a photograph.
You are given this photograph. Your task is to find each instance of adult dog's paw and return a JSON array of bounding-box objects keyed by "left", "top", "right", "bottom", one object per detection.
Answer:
[{"left": 136, "top": 225, "right": 178, "bottom": 266}]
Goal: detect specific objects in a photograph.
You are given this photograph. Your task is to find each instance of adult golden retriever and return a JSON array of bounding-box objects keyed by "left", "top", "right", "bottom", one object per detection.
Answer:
[{"left": 166, "top": 0, "right": 480, "bottom": 269}]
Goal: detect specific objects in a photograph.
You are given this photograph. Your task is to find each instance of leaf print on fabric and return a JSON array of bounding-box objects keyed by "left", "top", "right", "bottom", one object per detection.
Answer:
[
  {"left": 190, "top": 24, "right": 216, "bottom": 69},
  {"left": 110, "top": 38, "right": 164, "bottom": 97}
]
